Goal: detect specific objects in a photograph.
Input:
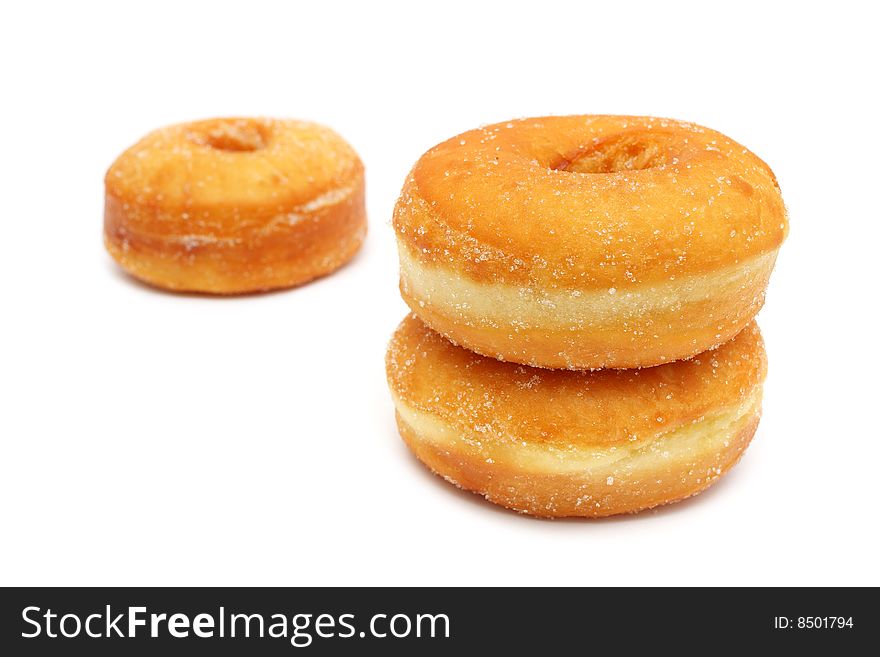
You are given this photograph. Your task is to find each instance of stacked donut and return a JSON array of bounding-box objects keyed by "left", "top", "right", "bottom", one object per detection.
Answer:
[{"left": 386, "top": 115, "right": 787, "bottom": 518}]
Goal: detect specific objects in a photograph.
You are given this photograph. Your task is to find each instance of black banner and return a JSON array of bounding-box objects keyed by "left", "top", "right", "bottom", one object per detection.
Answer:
[{"left": 0, "top": 587, "right": 873, "bottom": 654}]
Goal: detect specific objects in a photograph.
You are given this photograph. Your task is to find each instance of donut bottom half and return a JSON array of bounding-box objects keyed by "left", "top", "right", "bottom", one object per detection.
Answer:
[
  {"left": 393, "top": 391, "right": 760, "bottom": 518},
  {"left": 399, "top": 244, "right": 778, "bottom": 370},
  {"left": 105, "top": 183, "right": 366, "bottom": 295}
]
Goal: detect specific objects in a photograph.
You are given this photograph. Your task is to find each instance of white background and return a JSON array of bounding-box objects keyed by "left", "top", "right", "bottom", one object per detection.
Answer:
[{"left": 2, "top": 1, "right": 878, "bottom": 586}]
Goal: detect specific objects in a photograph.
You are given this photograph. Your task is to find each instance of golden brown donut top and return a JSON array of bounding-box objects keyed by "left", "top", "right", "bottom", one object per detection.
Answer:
[
  {"left": 393, "top": 115, "right": 787, "bottom": 289},
  {"left": 387, "top": 315, "right": 766, "bottom": 448},
  {"left": 106, "top": 118, "right": 363, "bottom": 238}
]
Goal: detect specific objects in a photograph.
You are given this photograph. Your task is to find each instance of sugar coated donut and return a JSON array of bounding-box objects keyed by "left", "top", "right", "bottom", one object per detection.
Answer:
[
  {"left": 387, "top": 314, "right": 766, "bottom": 518},
  {"left": 393, "top": 115, "right": 786, "bottom": 369},
  {"left": 105, "top": 117, "right": 366, "bottom": 294}
]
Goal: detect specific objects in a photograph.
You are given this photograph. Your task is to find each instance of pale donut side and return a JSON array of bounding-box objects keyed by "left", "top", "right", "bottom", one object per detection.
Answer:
[
  {"left": 399, "top": 242, "right": 778, "bottom": 368},
  {"left": 386, "top": 314, "right": 767, "bottom": 518}
]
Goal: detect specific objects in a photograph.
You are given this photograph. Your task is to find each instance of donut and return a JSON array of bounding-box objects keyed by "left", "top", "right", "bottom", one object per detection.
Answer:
[
  {"left": 386, "top": 314, "right": 766, "bottom": 518},
  {"left": 105, "top": 117, "right": 366, "bottom": 294},
  {"left": 393, "top": 115, "right": 786, "bottom": 369}
]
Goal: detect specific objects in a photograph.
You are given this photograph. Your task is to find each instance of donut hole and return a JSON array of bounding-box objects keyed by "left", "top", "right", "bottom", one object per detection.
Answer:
[
  {"left": 193, "top": 120, "right": 270, "bottom": 152},
  {"left": 555, "top": 135, "right": 668, "bottom": 173}
]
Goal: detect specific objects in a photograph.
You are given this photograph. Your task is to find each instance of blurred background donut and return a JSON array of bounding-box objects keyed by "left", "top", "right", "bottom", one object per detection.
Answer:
[{"left": 105, "top": 117, "right": 366, "bottom": 294}]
